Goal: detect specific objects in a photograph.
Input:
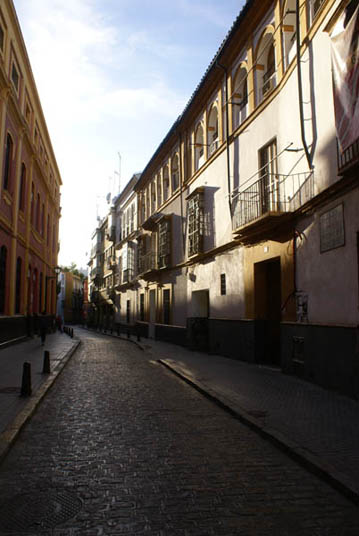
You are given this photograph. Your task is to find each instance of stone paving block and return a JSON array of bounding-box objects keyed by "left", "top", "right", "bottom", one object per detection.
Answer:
[{"left": 0, "top": 331, "right": 358, "bottom": 534}]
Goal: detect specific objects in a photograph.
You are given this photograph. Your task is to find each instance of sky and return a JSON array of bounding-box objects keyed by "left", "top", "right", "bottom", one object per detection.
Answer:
[{"left": 14, "top": 0, "right": 245, "bottom": 270}]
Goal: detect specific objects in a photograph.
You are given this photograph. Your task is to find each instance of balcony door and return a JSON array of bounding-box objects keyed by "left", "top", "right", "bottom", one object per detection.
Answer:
[{"left": 259, "top": 139, "right": 278, "bottom": 214}]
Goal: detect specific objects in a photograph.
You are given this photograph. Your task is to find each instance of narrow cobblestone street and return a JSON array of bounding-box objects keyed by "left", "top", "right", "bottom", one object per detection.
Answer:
[{"left": 0, "top": 331, "right": 358, "bottom": 535}]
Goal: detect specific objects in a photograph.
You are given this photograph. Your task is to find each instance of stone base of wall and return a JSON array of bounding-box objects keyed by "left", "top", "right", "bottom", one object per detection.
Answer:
[
  {"left": 155, "top": 323, "right": 186, "bottom": 346},
  {"left": 207, "top": 318, "right": 256, "bottom": 362},
  {"left": 0, "top": 316, "right": 28, "bottom": 343},
  {"left": 281, "top": 322, "right": 359, "bottom": 399},
  {"left": 136, "top": 321, "right": 149, "bottom": 339}
]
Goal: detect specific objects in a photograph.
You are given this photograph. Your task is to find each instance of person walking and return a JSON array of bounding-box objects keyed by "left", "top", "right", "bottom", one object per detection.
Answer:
[
  {"left": 39, "top": 311, "right": 48, "bottom": 346},
  {"left": 56, "top": 315, "right": 63, "bottom": 333}
]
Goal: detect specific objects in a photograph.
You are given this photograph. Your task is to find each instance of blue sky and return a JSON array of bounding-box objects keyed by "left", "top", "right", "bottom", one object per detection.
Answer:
[{"left": 14, "top": 0, "right": 245, "bottom": 269}]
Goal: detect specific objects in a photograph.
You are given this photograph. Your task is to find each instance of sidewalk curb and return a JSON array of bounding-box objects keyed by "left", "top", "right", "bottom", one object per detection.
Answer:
[
  {"left": 81, "top": 326, "right": 145, "bottom": 351},
  {"left": 0, "top": 339, "right": 81, "bottom": 466},
  {"left": 159, "top": 358, "right": 359, "bottom": 506}
]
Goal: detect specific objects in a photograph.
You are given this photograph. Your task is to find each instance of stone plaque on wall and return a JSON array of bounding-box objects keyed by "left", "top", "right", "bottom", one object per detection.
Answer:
[{"left": 319, "top": 203, "right": 345, "bottom": 253}]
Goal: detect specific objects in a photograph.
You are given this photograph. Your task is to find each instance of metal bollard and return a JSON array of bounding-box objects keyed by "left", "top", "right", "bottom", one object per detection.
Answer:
[
  {"left": 42, "top": 350, "right": 50, "bottom": 374},
  {"left": 127, "top": 329, "right": 130, "bottom": 339},
  {"left": 117, "top": 327, "right": 120, "bottom": 336},
  {"left": 71, "top": 328, "right": 74, "bottom": 338},
  {"left": 21, "top": 362, "right": 32, "bottom": 396}
]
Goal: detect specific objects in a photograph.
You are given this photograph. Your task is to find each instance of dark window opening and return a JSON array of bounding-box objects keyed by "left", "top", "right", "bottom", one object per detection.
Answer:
[
  {"left": 140, "top": 293, "right": 145, "bottom": 321},
  {"left": 3, "top": 134, "right": 13, "bottom": 190},
  {"left": 11, "top": 63, "right": 19, "bottom": 91},
  {"left": 19, "top": 163, "right": 26, "bottom": 211},
  {"left": 15, "top": 257, "right": 22, "bottom": 314},
  {"left": 0, "top": 24, "right": 4, "bottom": 52},
  {"left": 220, "top": 274, "right": 226, "bottom": 296}
]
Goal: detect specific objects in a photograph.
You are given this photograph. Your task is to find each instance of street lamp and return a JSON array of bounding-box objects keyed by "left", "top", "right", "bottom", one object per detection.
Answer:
[{"left": 45, "top": 265, "right": 61, "bottom": 314}]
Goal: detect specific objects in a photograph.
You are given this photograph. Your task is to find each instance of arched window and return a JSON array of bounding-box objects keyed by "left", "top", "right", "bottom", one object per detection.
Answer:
[
  {"left": 232, "top": 66, "right": 248, "bottom": 129},
  {"left": 282, "top": 0, "right": 296, "bottom": 70},
  {"left": 157, "top": 174, "right": 162, "bottom": 207},
  {"left": 47, "top": 214, "right": 50, "bottom": 245},
  {"left": 256, "top": 30, "right": 276, "bottom": 103},
  {"left": 30, "top": 183, "right": 35, "bottom": 224},
  {"left": 41, "top": 203, "right": 45, "bottom": 235},
  {"left": 195, "top": 123, "right": 204, "bottom": 171},
  {"left": 27, "top": 265, "right": 32, "bottom": 313},
  {"left": 3, "top": 134, "right": 13, "bottom": 190},
  {"left": 33, "top": 268, "right": 38, "bottom": 313},
  {"left": 163, "top": 165, "right": 169, "bottom": 201},
  {"left": 171, "top": 154, "right": 179, "bottom": 192},
  {"left": 207, "top": 106, "right": 219, "bottom": 156},
  {"left": 36, "top": 193, "right": 40, "bottom": 231},
  {"left": 19, "top": 163, "right": 26, "bottom": 211},
  {"left": 15, "top": 257, "right": 22, "bottom": 314},
  {"left": 0, "top": 246, "right": 7, "bottom": 313}
]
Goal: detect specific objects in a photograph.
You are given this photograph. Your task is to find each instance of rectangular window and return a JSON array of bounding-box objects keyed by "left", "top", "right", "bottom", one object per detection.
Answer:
[
  {"left": 163, "top": 289, "right": 170, "bottom": 325},
  {"left": 258, "top": 139, "right": 278, "bottom": 214},
  {"left": 158, "top": 218, "right": 171, "bottom": 268},
  {"left": 220, "top": 274, "right": 226, "bottom": 295},
  {"left": 187, "top": 188, "right": 204, "bottom": 257},
  {"left": 11, "top": 62, "right": 19, "bottom": 92}
]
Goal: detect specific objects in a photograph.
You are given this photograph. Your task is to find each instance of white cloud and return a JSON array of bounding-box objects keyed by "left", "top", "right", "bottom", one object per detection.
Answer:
[{"left": 13, "top": 0, "right": 240, "bottom": 267}]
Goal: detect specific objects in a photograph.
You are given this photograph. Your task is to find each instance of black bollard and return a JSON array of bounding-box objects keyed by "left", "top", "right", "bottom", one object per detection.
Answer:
[
  {"left": 21, "top": 362, "right": 32, "bottom": 396},
  {"left": 71, "top": 328, "right": 74, "bottom": 338},
  {"left": 127, "top": 329, "right": 130, "bottom": 339},
  {"left": 137, "top": 331, "right": 141, "bottom": 342},
  {"left": 117, "top": 327, "right": 120, "bottom": 336},
  {"left": 42, "top": 350, "right": 50, "bottom": 374}
]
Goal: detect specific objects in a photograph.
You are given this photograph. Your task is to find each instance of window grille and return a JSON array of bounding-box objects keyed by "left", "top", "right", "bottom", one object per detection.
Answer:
[
  {"left": 158, "top": 218, "right": 171, "bottom": 268},
  {"left": 187, "top": 190, "right": 204, "bottom": 257}
]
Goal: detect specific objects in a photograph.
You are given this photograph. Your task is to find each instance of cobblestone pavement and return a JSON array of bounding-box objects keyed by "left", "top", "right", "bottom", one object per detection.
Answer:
[{"left": 0, "top": 331, "right": 358, "bottom": 535}]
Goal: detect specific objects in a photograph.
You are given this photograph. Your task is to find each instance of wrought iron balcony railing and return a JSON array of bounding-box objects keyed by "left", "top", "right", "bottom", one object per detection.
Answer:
[
  {"left": 337, "top": 137, "right": 359, "bottom": 174},
  {"left": 208, "top": 139, "right": 219, "bottom": 157},
  {"left": 261, "top": 71, "right": 276, "bottom": 98},
  {"left": 138, "top": 252, "right": 158, "bottom": 274},
  {"left": 232, "top": 170, "right": 314, "bottom": 231}
]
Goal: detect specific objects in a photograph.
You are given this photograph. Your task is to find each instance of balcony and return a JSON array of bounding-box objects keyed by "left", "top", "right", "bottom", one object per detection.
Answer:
[
  {"left": 122, "top": 268, "right": 135, "bottom": 283},
  {"left": 138, "top": 252, "right": 158, "bottom": 278},
  {"left": 337, "top": 137, "right": 359, "bottom": 175},
  {"left": 106, "top": 256, "right": 117, "bottom": 270},
  {"left": 232, "top": 170, "right": 314, "bottom": 243},
  {"left": 208, "top": 138, "right": 219, "bottom": 157},
  {"left": 261, "top": 71, "right": 276, "bottom": 99},
  {"left": 90, "top": 266, "right": 102, "bottom": 280}
]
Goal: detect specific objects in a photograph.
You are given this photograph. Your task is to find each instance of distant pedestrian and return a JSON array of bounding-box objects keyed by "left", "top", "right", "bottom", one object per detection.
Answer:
[
  {"left": 56, "top": 315, "right": 63, "bottom": 333},
  {"left": 39, "top": 311, "right": 48, "bottom": 346}
]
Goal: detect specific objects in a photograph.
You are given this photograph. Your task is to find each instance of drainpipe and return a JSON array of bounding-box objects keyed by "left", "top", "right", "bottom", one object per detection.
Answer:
[
  {"left": 216, "top": 61, "right": 232, "bottom": 215},
  {"left": 296, "top": 0, "right": 313, "bottom": 170},
  {"left": 178, "top": 129, "right": 186, "bottom": 259}
]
